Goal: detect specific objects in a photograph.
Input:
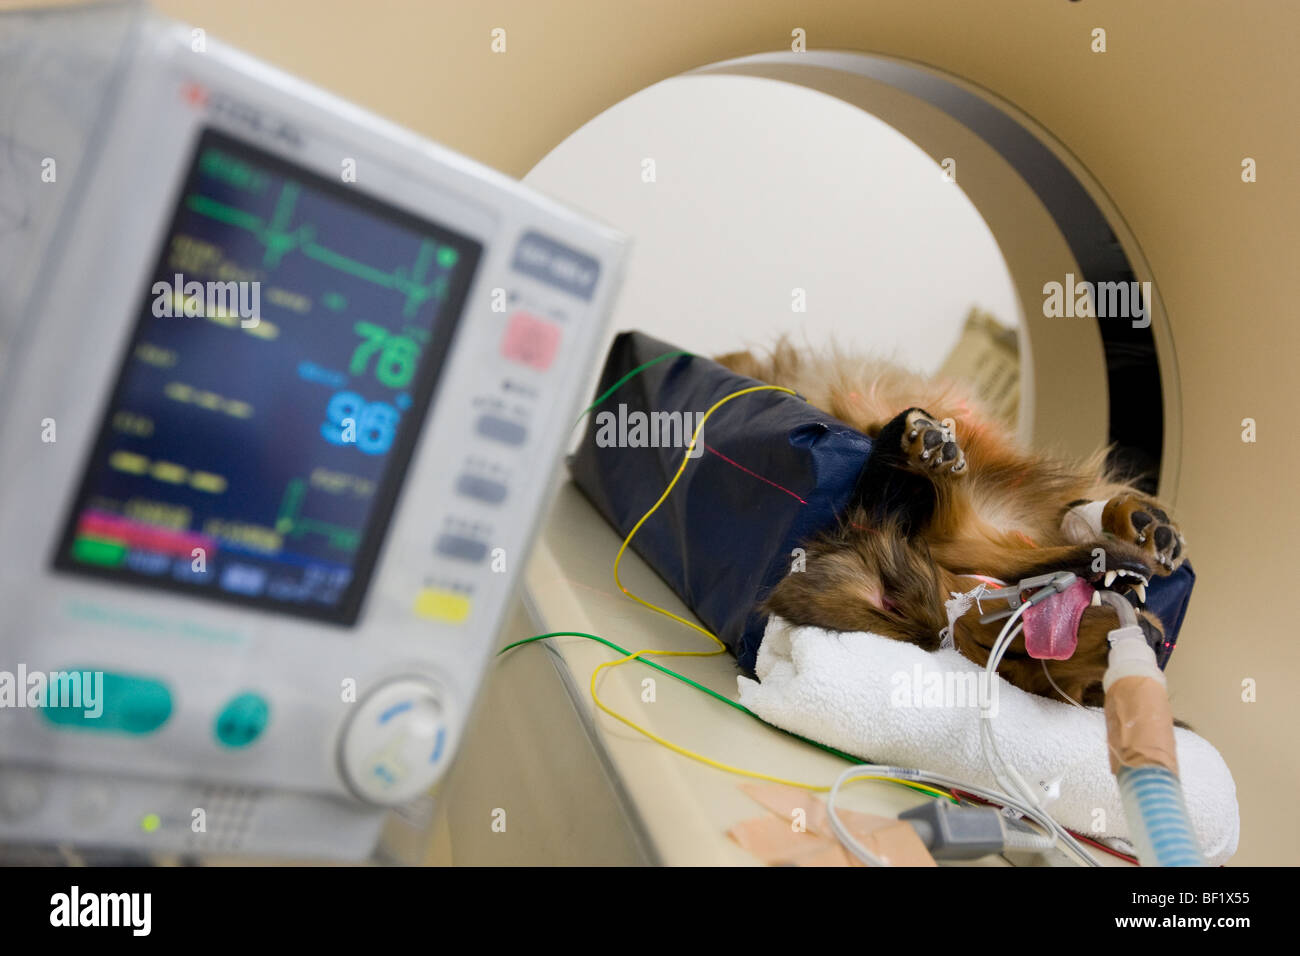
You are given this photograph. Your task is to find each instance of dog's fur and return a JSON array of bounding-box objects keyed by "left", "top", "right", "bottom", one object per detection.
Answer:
[{"left": 714, "top": 340, "right": 1187, "bottom": 707}]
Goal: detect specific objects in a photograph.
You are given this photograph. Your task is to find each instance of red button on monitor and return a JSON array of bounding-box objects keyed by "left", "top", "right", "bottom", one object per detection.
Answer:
[{"left": 500, "top": 311, "right": 561, "bottom": 371}]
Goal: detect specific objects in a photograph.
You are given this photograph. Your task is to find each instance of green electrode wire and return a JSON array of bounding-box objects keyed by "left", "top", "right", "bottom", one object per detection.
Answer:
[
  {"left": 572, "top": 349, "right": 693, "bottom": 429},
  {"left": 497, "top": 632, "right": 956, "bottom": 803}
]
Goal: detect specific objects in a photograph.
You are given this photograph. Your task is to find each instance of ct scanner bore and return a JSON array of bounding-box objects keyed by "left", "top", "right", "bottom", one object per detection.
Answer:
[
  {"left": 421, "top": 50, "right": 1201, "bottom": 866},
  {"left": 537, "top": 50, "right": 1181, "bottom": 496}
]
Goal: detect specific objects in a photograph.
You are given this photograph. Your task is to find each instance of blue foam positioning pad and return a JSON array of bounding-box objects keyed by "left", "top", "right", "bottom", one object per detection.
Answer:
[
  {"left": 1146, "top": 561, "right": 1194, "bottom": 670},
  {"left": 568, "top": 332, "right": 873, "bottom": 671},
  {"left": 568, "top": 331, "right": 1194, "bottom": 673}
]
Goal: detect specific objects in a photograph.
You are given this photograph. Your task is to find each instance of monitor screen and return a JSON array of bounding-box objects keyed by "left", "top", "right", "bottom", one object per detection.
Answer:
[{"left": 53, "top": 128, "right": 483, "bottom": 624}]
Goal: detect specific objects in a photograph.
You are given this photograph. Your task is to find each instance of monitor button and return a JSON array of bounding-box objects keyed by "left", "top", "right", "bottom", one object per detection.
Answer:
[
  {"left": 455, "top": 473, "right": 507, "bottom": 504},
  {"left": 40, "top": 670, "right": 173, "bottom": 736},
  {"left": 500, "top": 310, "right": 561, "bottom": 371},
  {"left": 435, "top": 534, "right": 489, "bottom": 563},
  {"left": 413, "top": 587, "right": 471, "bottom": 623},
  {"left": 476, "top": 414, "right": 527, "bottom": 446},
  {"left": 0, "top": 769, "right": 47, "bottom": 821},
  {"left": 338, "top": 678, "right": 451, "bottom": 805},
  {"left": 69, "top": 783, "right": 118, "bottom": 825},
  {"left": 214, "top": 692, "right": 271, "bottom": 748}
]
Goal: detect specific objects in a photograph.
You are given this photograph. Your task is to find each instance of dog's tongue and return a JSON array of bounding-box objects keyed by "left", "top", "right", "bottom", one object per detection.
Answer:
[{"left": 1022, "top": 579, "right": 1094, "bottom": 660}]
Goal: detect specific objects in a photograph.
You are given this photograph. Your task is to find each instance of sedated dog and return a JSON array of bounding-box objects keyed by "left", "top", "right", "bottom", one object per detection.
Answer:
[{"left": 714, "top": 339, "right": 1187, "bottom": 707}]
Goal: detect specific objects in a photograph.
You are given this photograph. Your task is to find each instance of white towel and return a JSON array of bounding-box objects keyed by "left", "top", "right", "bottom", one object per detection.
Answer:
[{"left": 737, "top": 616, "right": 1239, "bottom": 865}]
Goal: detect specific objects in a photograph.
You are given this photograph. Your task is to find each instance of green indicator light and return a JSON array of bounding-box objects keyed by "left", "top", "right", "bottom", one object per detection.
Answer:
[
  {"left": 436, "top": 246, "right": 458, "bottom": 268},
  {"left": 71, "top": 535, "right": 127, "bottom": 567},
  {"left": 140, "top": 813, "right": 161, "bottom": 833},
  {"left": 322, "top": 291, "right": 347, "bottom": 311}
]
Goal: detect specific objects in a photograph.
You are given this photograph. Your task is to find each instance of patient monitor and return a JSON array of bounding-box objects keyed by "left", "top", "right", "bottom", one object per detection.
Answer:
[{"left": 0, "top": 2, "right": 625, "bottom": 858}]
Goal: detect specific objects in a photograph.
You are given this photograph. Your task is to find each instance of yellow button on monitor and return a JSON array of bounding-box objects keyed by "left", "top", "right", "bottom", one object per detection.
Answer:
[{"left": 414, "top": 588, "right": 470, "bottom": 623}]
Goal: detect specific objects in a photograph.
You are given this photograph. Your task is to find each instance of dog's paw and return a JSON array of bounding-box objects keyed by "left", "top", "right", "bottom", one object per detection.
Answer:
[
  {"left": 1102, "top": 493, "right": 1186, "bottom": 575},
  {"left": 901, "top": 409, "right": 966, "bottom": 476}
]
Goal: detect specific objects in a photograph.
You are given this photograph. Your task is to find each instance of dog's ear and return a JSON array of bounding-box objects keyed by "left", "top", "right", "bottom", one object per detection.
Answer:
[
  {"left": 762, "top": 522, "right": 947, "bottom": 649},
  {"left": 763, "top": 538, "right": 889, "bottom": 634}
]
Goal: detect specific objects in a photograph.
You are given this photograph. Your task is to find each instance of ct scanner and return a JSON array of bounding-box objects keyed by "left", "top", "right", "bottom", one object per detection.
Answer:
[{"left": 1, "top": 0, "right": 1294, "bottom": 866}]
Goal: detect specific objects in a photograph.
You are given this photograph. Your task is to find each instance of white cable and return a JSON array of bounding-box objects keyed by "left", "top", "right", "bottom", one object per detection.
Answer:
[
  {"left": 979, "top": 609, "right": 1034, "bottom": 798},
  {"left": 825, "top": 766, "right": 887, "bottom": 866},
  {"left": 980, "top": 615, "right": 1042, "bottom": 802},
  {"left": 1042, "top": 659, "right": 1084, "bottom": 708},
  {"left": 827, "top": 762, "right": 1064, "bottom": 866},
  {"left": 976, "top": 604, "right": 1099, "bottom": 866}
]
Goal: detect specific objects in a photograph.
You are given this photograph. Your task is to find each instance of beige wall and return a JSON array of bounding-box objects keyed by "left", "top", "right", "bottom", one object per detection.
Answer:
[{"left": 29, "top": 0, "right": 1300, "bottom": 864}]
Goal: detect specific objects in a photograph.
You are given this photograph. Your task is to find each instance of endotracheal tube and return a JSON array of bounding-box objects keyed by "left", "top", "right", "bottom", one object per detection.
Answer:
[{"left": 1098, "top": 590, "right": 1204, "bottom": 867}]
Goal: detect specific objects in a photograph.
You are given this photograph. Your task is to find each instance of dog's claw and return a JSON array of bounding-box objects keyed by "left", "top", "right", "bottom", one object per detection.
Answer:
[
  {"left": 900, "top": 409, "right": 966, "bottom": 478},
  {"left": 1102, "top": 494, "right": 1187, "bottom": 576}
]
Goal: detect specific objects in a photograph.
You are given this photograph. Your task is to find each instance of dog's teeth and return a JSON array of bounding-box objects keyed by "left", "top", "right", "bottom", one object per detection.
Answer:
[
  {"left": 1090, "top": 592, "right": 1101, "bottom": 607},
  {"left": 1135, "top": 583, "right": 1147, "bottom": 603},
  {"left": 1104, "top": 571, "right": 1117, "bottom": 587}
]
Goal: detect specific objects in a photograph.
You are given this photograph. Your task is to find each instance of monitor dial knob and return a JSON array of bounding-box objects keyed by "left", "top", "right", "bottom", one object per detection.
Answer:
[{"left": 338, "top": 678, "right": 453, "bottom": 806}]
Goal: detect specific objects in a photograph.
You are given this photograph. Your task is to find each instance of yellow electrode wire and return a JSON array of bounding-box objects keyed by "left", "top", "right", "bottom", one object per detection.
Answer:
[{"left": 586, "top": 384, "right": 949, "bottom": 800}]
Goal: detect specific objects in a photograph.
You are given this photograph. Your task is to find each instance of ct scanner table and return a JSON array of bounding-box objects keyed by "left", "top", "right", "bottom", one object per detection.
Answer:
[{"left": 426, "top": 480, "right": 1131, "bottom": 867}]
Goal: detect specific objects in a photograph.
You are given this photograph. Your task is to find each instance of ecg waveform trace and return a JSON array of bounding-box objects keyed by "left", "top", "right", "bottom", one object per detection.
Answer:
[
  {"left": 55, "top": 129, "right": 483, "bottom": 621},
  {"left": 184, "top": 163, "right": 457, "bottom": 320}
]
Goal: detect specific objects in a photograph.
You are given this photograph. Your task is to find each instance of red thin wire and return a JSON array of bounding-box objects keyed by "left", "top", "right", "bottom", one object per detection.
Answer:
[
  {"left": 948, "top": 788, "right": 1139, "bottom": 865},
  {"left": 703, "top": 443, "right": 808, "bottom": 504}
]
